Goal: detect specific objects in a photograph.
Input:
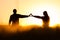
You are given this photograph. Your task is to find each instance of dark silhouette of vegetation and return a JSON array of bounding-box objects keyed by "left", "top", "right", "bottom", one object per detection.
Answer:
[{"left": 0, "top": 25, "right": 60, "bottom": 40}]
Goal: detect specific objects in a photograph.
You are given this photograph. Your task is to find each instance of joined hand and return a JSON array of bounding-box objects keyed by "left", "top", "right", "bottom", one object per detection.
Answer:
[{"left": 29, "top": 13, "right": 33, "bottom": 16}]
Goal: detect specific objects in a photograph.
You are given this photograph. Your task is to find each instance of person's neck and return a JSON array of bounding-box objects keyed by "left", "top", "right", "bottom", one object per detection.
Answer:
[{"left": 13, "top": 12, "right": 16, "bottom": 14}]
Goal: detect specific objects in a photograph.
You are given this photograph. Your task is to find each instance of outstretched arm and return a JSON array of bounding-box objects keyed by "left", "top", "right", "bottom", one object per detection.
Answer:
[
  {"left": 21, "top": 15, "right": 29, "bottom": 18},
  {"left": 33, "top": 15, "right": 43, "bottom": 19},
  {"left": 18, "top": 14, "right": 29, "bottom": 18}
]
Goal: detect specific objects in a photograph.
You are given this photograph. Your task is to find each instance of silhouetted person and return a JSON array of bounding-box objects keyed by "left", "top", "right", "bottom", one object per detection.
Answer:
[
  {"left": 9, "top": 9, "right": 29, "bottom": 26},
  {"left": 32, "top": 11, "right": 50, "bottom": 27}
]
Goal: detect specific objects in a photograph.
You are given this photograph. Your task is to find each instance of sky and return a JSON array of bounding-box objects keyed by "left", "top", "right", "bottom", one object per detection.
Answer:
[{"left": 0, "top": 0, "right": 60, "bottom": 26}]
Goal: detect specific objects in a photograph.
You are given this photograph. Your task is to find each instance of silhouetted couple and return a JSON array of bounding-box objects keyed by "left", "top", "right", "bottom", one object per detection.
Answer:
[{"left": 9, "top": 9, "right": 50, "bottom": 27}]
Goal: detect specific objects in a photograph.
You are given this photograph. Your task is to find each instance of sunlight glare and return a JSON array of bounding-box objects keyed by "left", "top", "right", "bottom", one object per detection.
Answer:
[{"left": 19, "top": 5, "right": 59, "bottom": 27}]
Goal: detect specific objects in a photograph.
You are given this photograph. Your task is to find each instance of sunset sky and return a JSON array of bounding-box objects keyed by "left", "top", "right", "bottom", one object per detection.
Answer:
[{"left": 0, "top": 0, "right": 60, "bottom": 26}]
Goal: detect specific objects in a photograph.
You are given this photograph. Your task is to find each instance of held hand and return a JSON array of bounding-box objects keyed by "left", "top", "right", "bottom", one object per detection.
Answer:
[{"left": 29, "top": 13, "right": 33, "bottom": 16}]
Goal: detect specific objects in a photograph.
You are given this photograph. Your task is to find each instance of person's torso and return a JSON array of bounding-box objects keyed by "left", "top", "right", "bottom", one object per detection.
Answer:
[
  {"left": 11, "top": 14, "right": 20, "bottom": 23},
  {"left": 42, "top": 16, "right": 49, "bottom": 22}
]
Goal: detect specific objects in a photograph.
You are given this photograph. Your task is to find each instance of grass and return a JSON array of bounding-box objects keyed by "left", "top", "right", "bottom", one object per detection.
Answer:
[{"left": 0, "top": 25, "right": 60, "bottom": 40}]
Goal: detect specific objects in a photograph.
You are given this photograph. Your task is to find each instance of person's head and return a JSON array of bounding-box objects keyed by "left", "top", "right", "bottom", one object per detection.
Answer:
[
  {"left": 43, "top": 11, "right": 48, "bottom": 16},
  {"left": 13, "top": 9, "right": 17, "bottom": 14}
]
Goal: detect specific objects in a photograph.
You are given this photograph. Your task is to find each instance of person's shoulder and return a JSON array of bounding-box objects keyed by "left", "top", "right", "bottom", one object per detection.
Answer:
[{"left": 10, "top": 14, "right": 14, "bottom": 17}]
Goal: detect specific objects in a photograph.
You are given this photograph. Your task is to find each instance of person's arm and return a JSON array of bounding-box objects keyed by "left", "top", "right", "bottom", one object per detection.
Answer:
[
  {"left": 9, "top": 16, "right": 12, "bottom": 25},
  {"left": 21, "top": 15, "right": 29, "bottom": 18},
  {"left": 18, "top": 14, "right": 29, "bottom": 18},
  {"left": 33, "top": 15, "right": 43, "bottom": 19}
]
